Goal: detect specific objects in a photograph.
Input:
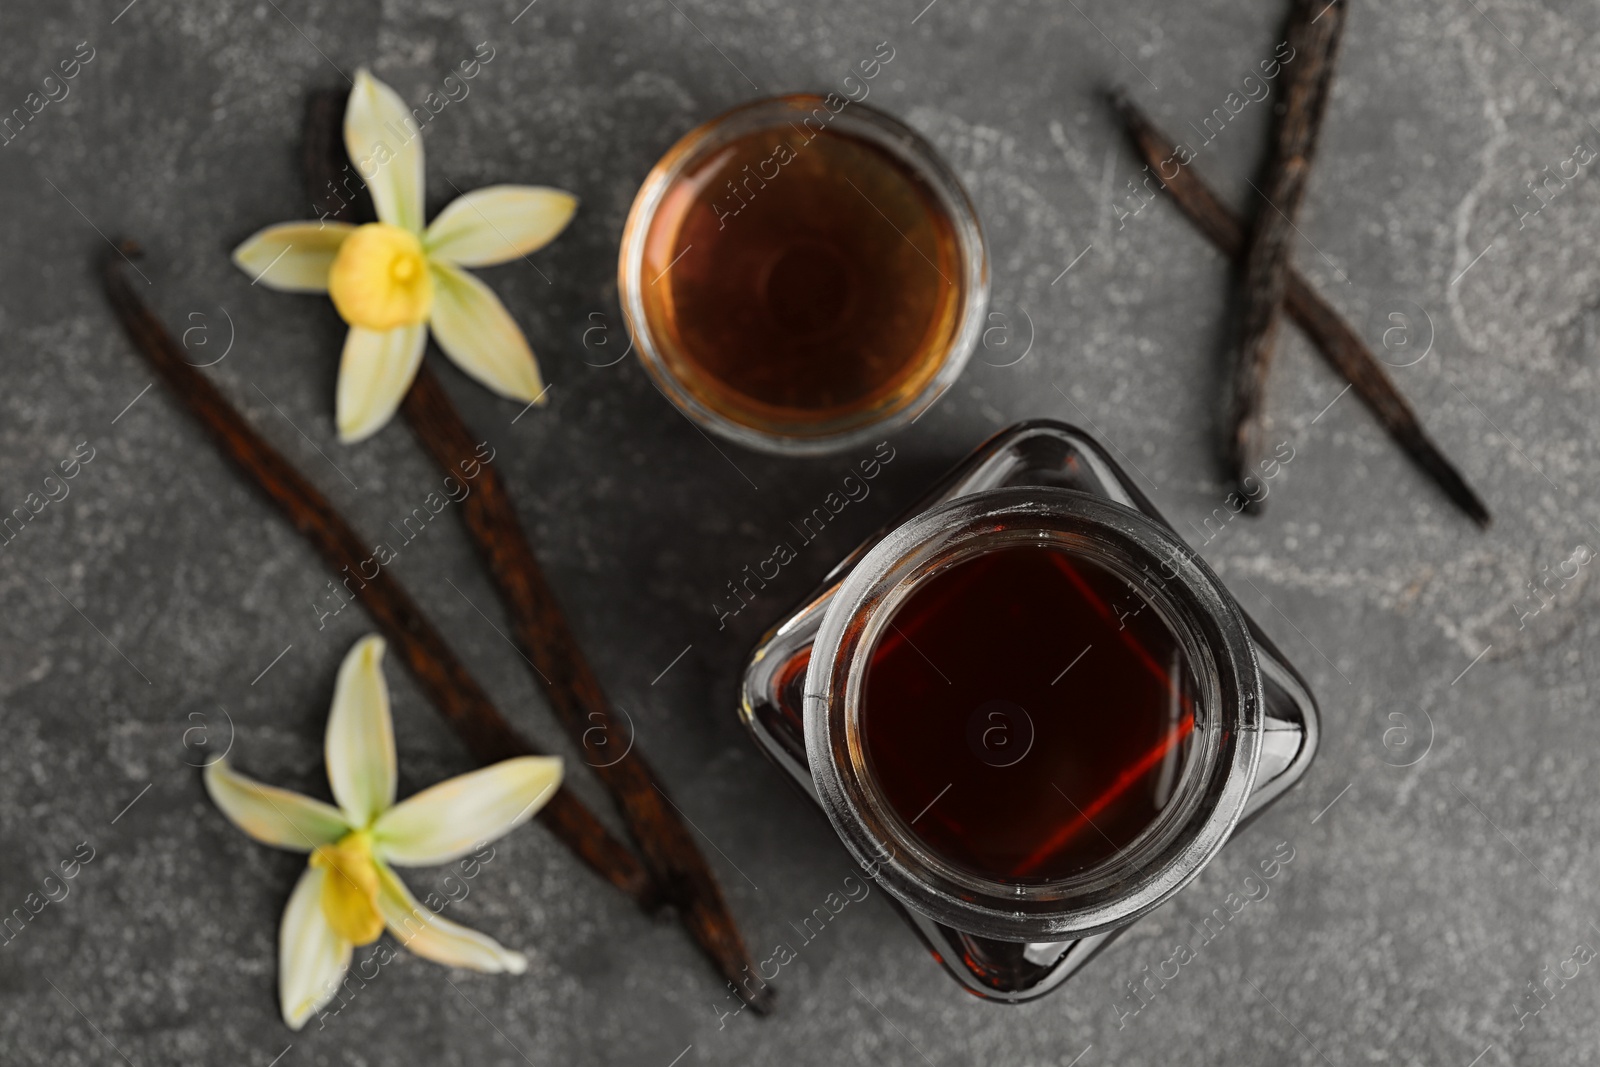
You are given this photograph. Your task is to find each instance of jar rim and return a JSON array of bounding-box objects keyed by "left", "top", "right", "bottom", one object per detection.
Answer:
[
  {"left": 616, "top": 92, "right": 989, "bottom": 456},
  {"left": 804, "top": 487, "right": 1265, "bottom": 941}
]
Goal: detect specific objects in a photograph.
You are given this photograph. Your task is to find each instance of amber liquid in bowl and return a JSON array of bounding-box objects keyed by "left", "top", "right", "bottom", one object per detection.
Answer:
[
  {"left": 862, "top": 544, "right": 1198, "bottom": 884},
  {"left": 638, "top": 124, "right": 963, "bottom": 433}
]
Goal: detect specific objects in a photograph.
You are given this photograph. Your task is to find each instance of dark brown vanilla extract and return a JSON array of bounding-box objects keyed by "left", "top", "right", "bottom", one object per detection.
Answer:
[
  {"left": 862, "top": 544, "right": 1198, "bottom": 883},
  {"left": 638, "top": 124, "right": 962, "bottom": 431}
]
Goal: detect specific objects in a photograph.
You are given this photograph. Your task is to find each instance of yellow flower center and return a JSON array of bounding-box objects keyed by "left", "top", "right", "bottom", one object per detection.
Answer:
[
  {"left": 310, "top": 831, "right": 385, "bottom": 945},
  {"left": 327, "top": 223, "right": 434, "bottom": 330}
]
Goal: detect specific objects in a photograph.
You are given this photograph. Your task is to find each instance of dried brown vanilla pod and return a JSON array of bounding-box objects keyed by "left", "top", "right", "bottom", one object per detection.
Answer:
[
  {"left": 1109, "top": 89, "right": 1490, "bottom": 528},
  {"left": 304, "top": 88, "right": 775, "bottom": 1012},
  {"left": 99, "top": 241, "right": 659, "bottom": 905},
  {"left": 1227, "top": 0, "right": 1349, "bottom": 508}
]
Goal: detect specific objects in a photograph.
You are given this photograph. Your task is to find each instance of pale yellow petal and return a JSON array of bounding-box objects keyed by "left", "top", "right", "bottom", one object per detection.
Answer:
[
  {"left": 280, "top": 867, "right": 354, "bottom": 1030},
  {"left": 231, "top": 222, "right": 354, "bottom": 292},
  {"left": 423, "top": 186, "right": 577, "bottom": 267},
  {"left": 203, "top": 758, "right": 349, "bottom": 851},
  {"left": 427, "top": 263, "right": 545, "bottom": 403},
  {"left": 335, "top": 323, "right": 428, "bottom": 443},
  {"left": 324, "top": 635, "right": 397, "bottom": 827},
  {"left": 375, "top": 862, "right": 528, "bottom": 974},
  {"left": 344, "top": 69, "right": 425, "bottom": 233},
  {"left": 372, "top": 756, "right": 562, "bottom": 866}
]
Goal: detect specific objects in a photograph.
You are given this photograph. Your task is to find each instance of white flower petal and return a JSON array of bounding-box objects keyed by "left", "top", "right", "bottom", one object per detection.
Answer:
[
  {"left": 204, "top": 759, "right": 349, "bottom": 852},
  {"left": 232, "top": 222, "right": 354, "bottom": 292},
  {"left": 336, "top": 323, "right": 428, "bottom": 444},
  {"left": 344, "top": 69, "right": 425, "bottom": 233},
  {"left": 280, "top": 867, "right": 354, "bottom": 1030},
  {"left": 374, "top": 862, "right": 528, "bottom": 974},
  {"left": 372, "top": 756, "right": 562, "bottom": 867},
  {"left": 427, "top": 263, "right": 545, "bottom": 404},
  {"left": 324, "top": 635, "right": 397, "bottom": 827},
  {"left": 423, "top": 186, "right": 577, "bottom": 267}
]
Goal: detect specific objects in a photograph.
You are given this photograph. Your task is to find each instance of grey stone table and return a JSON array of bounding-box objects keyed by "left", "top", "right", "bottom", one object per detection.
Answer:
[{"left": 2, "top": 0, "right": 1597, "bottom": 1063}]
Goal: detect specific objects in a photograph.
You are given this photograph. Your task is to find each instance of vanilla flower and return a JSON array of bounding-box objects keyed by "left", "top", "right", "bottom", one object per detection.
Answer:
[
  {"left": 205, "top": 635, "right": 562, "bottom": 1029},
  {"left": 232, "top": 68, "right": 576, "bottom": 442}
]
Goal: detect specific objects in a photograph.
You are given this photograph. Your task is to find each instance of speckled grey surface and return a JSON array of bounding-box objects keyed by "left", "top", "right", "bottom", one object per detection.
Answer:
[{"left": 2, "top": 0, "right": 1598, "bottom": 1063}]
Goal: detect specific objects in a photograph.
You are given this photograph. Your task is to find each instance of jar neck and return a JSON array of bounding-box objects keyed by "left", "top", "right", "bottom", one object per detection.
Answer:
[{"left": 805, "top": 488, "right": 1264, "bottom": 942}]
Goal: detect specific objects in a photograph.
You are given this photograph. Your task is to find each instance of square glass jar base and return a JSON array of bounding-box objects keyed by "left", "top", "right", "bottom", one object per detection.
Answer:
[{"left": 738, "top": 420, "right": 1319, "bottom": 1002}]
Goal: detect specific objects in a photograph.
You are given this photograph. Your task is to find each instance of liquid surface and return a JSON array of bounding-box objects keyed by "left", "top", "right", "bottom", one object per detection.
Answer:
[
  {"left": 640, "top": 121, "right": 962, "bottom": 430},
  {"left": 861, "top": 543, "right": 1197, "bottom": 883}
]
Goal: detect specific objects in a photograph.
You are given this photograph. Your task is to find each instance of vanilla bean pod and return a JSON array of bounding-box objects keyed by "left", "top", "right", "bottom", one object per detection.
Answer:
[
  {"left": 1110, "top": 89, "right": 1490, "bottom": 527},
  {"left": 1228, "top": 0, "right": 1348, "bottom": 504},
  {"left": 304, "top": 89, "right": 774, "bottom": 1012},
  {"left": 100, "top": 243, "right": 657, "bottom": 906}
]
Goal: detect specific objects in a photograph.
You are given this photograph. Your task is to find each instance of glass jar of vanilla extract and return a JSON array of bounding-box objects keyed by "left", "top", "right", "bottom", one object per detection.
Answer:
[{"left": 740, "top": 421, "right": 1320, "bottom": 1000}]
